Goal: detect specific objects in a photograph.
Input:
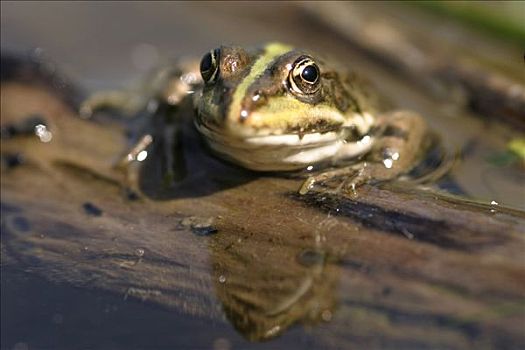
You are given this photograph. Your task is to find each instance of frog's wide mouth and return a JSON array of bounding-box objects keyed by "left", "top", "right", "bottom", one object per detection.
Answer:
[
  {"left": 195, "top": 118, "right": 343, "bottom": 148},
  {"left": 194, "top": 120, "right": 371, "bottom": 171}
]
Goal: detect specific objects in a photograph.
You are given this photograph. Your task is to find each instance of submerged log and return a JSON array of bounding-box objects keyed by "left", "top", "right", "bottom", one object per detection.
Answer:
[{"left": 1, "top": 79, "right": 524, "bottom": 349}]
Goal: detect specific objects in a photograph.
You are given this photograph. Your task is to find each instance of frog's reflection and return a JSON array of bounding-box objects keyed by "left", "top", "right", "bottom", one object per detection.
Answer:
[
  {"left": 208, "top": 225, "right": 339, "bottom": 341},
  {"left": 138, "top": 103, "right": 258, "bottom": 200}
]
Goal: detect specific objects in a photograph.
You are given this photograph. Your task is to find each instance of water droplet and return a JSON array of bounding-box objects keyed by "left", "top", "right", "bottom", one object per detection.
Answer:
[
  {"left": 240, "top": 110, "right": 249, "bottom": 119},
  {"left": 391, "top": 152, "right": 400, "bottom": 160},
  {"left": 218, "top": 275, "right": 226, "bottom": 283},
  {"left": 34, "top": 124, "right": 52, "bottom": 142},
  {"left": 357, "top": 135, "right": 371, "bottom": 146},
  {"left": 489, "top": 200, "right": 499, "bottom": 214},
  {"left": 136, "top": 150, "right": 148, "bottom": 162},
  {"left": 135, "top": 248, "right": 145, "bottom": 257}
]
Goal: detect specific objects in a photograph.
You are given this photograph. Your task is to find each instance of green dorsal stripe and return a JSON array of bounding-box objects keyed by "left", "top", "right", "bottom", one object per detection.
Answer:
[{"left": 228, "top": 43, "right": 293, "bottom": 123}]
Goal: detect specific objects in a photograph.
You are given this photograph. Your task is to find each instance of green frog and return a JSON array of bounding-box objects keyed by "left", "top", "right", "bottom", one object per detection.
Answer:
[{"left": 80, "top": 43, "right": 430, "bottom": 194}]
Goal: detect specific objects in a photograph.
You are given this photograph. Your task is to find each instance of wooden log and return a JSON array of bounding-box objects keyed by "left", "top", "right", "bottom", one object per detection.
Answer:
[{"left": 2, "top": 81, "right": 524, "bottom": 348}]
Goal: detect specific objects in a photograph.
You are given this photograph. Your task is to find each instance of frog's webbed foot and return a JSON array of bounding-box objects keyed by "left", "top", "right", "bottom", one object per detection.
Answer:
[
  {"left": 299, "top": 163, "right": 377, "bottom": 196},
  {"left": 300, "top": 110, "right": 431, "bottom": 196},
  {"left": 300, "top": 166, "right": 354, "bottom": 195}
]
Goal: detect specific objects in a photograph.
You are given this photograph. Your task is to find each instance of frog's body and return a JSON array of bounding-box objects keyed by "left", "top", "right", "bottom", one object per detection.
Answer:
[{"left": 81, "top": 43, "right": 430, "bottom": 193}]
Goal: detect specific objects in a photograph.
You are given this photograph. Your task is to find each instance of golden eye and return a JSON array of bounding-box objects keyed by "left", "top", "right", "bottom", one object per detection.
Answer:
[
  {"left": 288, "top": 56, "right": 321, "bottom": 95},
  {"left": 200, "top": 48, "right": 220, "bottom": 84}
]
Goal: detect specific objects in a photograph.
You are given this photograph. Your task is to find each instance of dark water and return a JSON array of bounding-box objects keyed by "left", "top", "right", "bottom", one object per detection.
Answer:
[{"left": 2, "top": 268, "right": 323, "bottom": 350}]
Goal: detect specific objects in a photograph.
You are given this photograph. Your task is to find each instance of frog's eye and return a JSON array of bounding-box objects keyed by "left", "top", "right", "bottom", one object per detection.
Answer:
[
  {"left": 200, "top": 48, "right": 220, "bottom": 84},
  {"left": 288, "top": 56, "right": 321, "bottom": 95}
]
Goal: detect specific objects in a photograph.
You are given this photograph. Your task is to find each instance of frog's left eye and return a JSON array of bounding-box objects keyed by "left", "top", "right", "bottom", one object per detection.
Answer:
[
  {"left": 288, "top": 56, "right": 321, "bottom": 95},
  {"left": 200, "top": 48, "right": 220, "bottom": 84}
]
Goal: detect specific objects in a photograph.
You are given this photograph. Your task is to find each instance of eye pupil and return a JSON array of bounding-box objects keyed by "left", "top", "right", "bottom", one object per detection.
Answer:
[
  {"left": 200, "top": 49, "right": 220, "bottom": 83},
  {"left": 289, "top": 56, "right": 321, "bottom": 96},
  {"left": 200, "top": 52, "right": 212, "bottom": 73},
  {"left": 301, "top": 65, "right": 318, "bottom": 83}
]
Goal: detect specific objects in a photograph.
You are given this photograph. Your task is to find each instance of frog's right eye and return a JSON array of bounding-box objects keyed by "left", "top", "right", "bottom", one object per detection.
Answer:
[
  {"left": 288, "top": 56, "right": 321, "bottom": 96},
  {"left": 200, "top": 48, "right": 220, "bottom": 84}
]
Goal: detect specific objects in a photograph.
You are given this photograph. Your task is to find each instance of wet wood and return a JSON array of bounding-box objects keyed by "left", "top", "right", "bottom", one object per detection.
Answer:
[{"left": 2, "top": 81, "right": 524, "bottom": 349}]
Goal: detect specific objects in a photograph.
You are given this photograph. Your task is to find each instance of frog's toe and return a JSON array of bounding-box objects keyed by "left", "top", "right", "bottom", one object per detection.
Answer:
[{"left": 299, "top": 176, "right": 317, "bottom": 195}]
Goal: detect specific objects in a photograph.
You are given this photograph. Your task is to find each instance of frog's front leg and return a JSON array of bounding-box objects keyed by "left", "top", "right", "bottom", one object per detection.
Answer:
[
  {"left": 79, "top": 62, "right": 201, "bottom": 119},
  {"left": 300, "top": 111, "right": 429, "bottom": 195},
  {"left": 79, "top": 90, "right": 150, "bottom": 118}
]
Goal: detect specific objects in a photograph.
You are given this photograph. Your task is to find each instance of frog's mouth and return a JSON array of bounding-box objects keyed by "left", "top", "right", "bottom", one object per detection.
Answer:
[{"left": 194, "top": 120, "right": 373, "bottom": 171}]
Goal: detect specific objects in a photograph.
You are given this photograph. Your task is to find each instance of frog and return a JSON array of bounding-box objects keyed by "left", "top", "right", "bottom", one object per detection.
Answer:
[{"left": 80, "top": 42, "right": 431, "bottom": 195}]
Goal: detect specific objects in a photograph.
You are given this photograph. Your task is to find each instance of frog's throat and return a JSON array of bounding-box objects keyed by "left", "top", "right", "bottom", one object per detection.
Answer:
[{"left": 227, "top": 43, "right": 293, "bottom": 123}]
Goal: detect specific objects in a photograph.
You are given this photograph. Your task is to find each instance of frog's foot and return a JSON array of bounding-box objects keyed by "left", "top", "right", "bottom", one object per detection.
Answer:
[
  {"left": 299, "top": 165, "right": 362, "bottom": 195},
  {"left": 108, "top": 133, "right": 155, "bottom": 200},
  {"left": 79, "top": 90, "right": 149, "bottom": 119},
  {"left": 299, "top": 161, "right": 402, "bottom": 196}
]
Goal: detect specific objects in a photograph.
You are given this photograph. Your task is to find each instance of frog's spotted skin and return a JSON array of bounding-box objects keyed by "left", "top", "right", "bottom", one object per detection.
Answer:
[
  {"left": 195, "top": 43, "right": 379, "bottom": 171},
  {"left": 80, "top": 42, "right": 430, "bottom": 191}
]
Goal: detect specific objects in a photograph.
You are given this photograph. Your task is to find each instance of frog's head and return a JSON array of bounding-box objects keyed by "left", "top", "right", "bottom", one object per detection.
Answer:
[{"left": 195, "top": 43, "right": 375, "bottom": 170}]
